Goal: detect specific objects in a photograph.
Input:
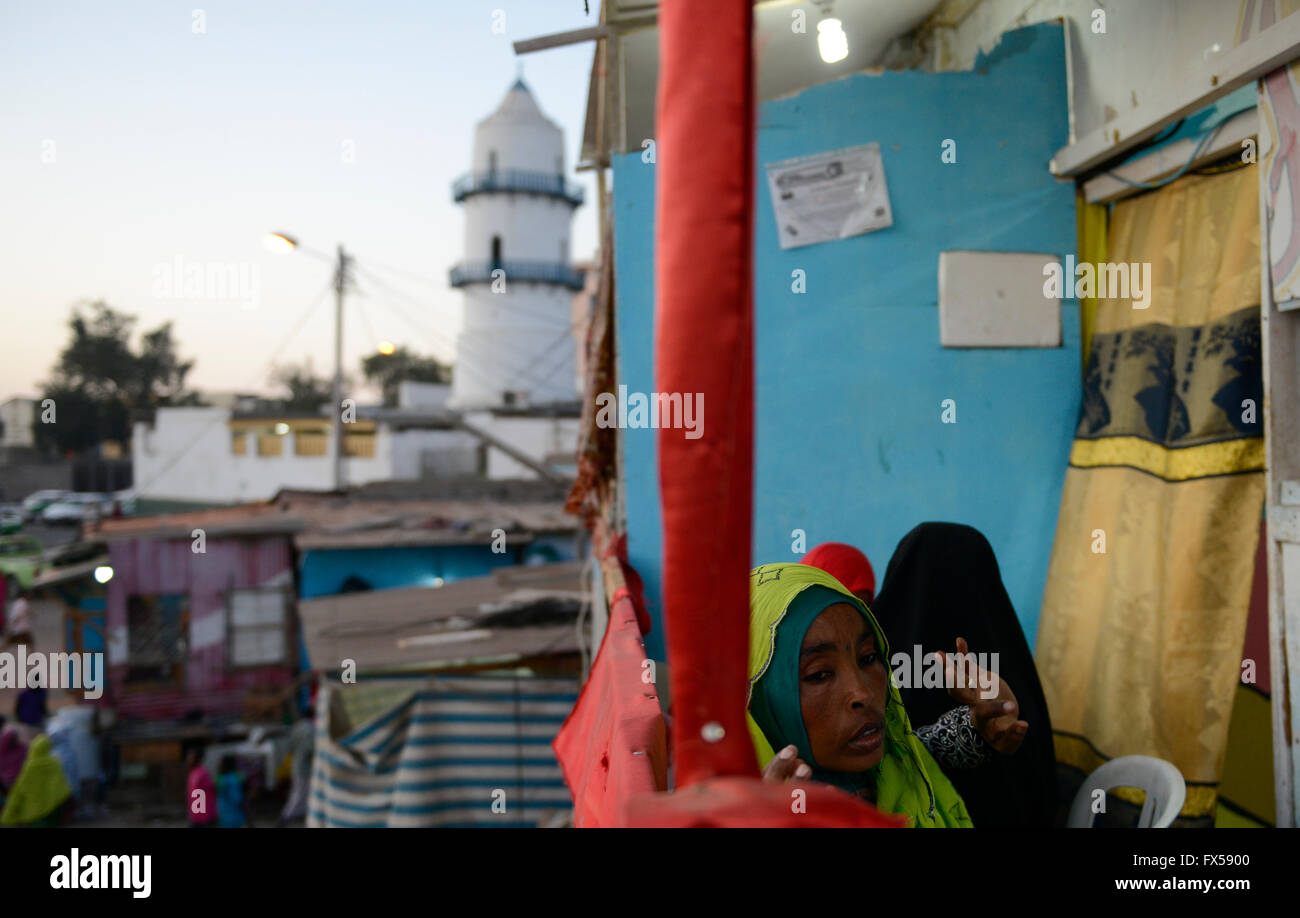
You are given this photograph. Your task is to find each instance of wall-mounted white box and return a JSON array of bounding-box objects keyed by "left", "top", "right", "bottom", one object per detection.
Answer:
[{"left": 938, "top": 251, "right": 1062, "bottom": 348}]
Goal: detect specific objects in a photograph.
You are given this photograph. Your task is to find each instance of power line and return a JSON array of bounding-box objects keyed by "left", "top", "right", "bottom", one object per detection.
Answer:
[
  {"left": 362, "top": 257, "right": 584, "bottom": 331},
  {"left": 354, "top": 266, "right": 576, "bottom": 396},
  {"left": 352, "top": 290, "right": 381, "bottom": 352},
  {"left": 349, "top": 273, "right": 514, "bottom": 400},
  {"left": 130, "top": 280, "right": 334, "bottom": 497},
  {"left": 499, "top": 322, "right": 580, "bottom": 395}
]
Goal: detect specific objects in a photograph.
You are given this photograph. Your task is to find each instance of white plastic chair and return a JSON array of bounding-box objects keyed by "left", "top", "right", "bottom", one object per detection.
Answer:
[{"left": 1068, "top": 755, "right": 1186, "bottom": 828}]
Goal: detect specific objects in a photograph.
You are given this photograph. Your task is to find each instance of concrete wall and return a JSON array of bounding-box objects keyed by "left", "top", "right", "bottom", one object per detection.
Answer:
[
  {"left": 388, "top": 429, "right": 477, "bottom": 480},
  {"left": 614, "top": 23, "right": 1080, "bottom": 660},
  {"left": 931, "top": 0, "right": 1242, "bottom": 141},
  {"left": 134, "top": 407, "right": 425, "bottom": 503},
  {"left": 0, "top": 457, "right": 72, "bottom": 503},
  {"left": 464, "top": 412, "right": 580, "bottom": 480},
  {"left": 397, "top": 381, "right": 451, "bottom": 408}
]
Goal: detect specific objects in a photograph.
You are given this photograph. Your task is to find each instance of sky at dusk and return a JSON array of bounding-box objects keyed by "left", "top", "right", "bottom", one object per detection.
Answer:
[{"left": 0, "top": 0, "right": 601, "bottom": 401}]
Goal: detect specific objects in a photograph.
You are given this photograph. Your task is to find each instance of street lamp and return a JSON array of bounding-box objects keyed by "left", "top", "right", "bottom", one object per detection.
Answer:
[
  {"left": 266, "top": 231, "right": 351, "bottom": 492},
  {"left": 263, "top": 232, "right": 299, "bottom": 255}
]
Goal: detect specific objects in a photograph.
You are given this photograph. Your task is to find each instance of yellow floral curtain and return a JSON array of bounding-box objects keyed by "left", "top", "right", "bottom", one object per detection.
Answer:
[{"left": 1036, "top": 167, "right": 1265, "bottom": 825}]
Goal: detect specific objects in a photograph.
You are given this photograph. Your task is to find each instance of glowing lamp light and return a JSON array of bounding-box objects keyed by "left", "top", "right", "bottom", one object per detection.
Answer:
[
  {"left": 263, "top": 232, "right": 298, "bottom": 255},
  {"left": 378, "top": 341, "right": 396, "bottom": 356},
  {"left": 818, "top": 18, "right": 849, "bottom": 64},
  {"left": 274, "top": 422, "right": 290, "bottom": 435},
  {"left": 94, "top": 565, "right": 114, "bottom": 584}
]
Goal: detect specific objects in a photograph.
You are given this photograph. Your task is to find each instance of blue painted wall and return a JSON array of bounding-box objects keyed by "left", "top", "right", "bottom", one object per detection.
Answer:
[
  {"left": 298, "top": 541, "right": 575, "bottom": 600},
  {"left": 614, "top": 23, "right": 1079, "bottom": 659}
]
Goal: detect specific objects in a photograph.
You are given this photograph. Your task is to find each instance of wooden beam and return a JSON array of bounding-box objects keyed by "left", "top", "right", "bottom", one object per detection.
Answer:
[
  {"left": 1052, "top": 11, "right": 1300, "bottom": 177},
  {"left": 1082, "top": 110, "right": 1258, "bottom": 204},
  {"left": 1261, "top": 148, "right": 1300, "bottom": 824},
  {"left": 455, "top": 416, "right": 572, "bottom": 486},
  {"left": 514, "top": 25, "right": 612, "bottom": 55},
  {"left": 513, "top": 15, "right": 657, "bottom": 55}
]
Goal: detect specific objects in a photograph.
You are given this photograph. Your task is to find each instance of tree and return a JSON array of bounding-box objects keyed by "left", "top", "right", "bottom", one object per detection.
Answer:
[
  {"left": 37, "top": 301, "right": 200, "bottom": 455},
  {"left": 361, "top": 347, "right": 451, "bottom": 407},
  {"left": 270, "top": 361, "right": 337, "bottom": 413}
]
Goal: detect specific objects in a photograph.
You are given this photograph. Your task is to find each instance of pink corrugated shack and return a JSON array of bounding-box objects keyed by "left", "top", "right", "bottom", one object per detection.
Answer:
[{"left": 97, "top": 505, "right": 302, "bottom": 720}]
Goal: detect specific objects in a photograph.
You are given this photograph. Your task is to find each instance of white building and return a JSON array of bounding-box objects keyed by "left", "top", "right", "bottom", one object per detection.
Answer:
[
  {"left": 135, "top": 82, "right": 591, "bottom": 502},
  {"left": 443, "top": 78, "right": 585, "bottom": 483},
  {"left": 448, "top": 78, "right": 585, "bottom": 410},
  {"left": 133, "top": 384, "right": 476, "bottom": 504},
  {"left": 0, "top": 397, "right": 37, "bottom": 448}
]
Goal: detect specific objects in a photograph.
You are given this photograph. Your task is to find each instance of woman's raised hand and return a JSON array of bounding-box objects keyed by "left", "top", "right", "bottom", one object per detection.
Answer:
[
  {"left": 936, "top": 636, "right": 1029, "bottom": 756},
  {"left": 761, "top": 744, "right": 814, "bottom": 784}
]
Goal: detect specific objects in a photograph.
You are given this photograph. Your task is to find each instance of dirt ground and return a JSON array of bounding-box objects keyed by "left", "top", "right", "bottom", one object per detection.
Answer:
[{"left": 70, "top": 782, "right": 301, "bottom": 828}]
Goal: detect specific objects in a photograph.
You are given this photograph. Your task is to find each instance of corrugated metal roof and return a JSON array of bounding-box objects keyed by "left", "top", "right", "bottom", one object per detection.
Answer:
[
  {"left": 94, "top": 501, "right": 296, "bottom": 541},
  {"left": 299, "top": 560, "right": 586, "bottom": 672},
  {"left": 30, "top": 555, "right": 110, "bottom": 589},
  {"left": 94, "top": 493, "right": 578, "bottom": 545}
]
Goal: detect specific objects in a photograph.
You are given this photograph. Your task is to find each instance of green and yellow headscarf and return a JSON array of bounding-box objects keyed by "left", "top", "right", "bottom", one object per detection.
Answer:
[
  {"left": 747, "top": 563, "right": 973, "bottom": 828},
  {"left": 1, "top": 734, "right": 72, "bottom": 827}
]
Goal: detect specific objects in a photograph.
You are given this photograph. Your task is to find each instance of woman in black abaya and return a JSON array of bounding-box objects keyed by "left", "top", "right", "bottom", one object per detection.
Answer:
[{"left": 871, "top": 522, "right": 1059, "bottom": 827}]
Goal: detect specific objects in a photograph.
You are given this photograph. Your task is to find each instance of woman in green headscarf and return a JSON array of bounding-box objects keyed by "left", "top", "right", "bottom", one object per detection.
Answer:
[
  {"left": 1, "top": 734, "right": 73, "bottom": 827},
  {"left": 747, "top": 562, "right": 1025, "bottom": 827}
]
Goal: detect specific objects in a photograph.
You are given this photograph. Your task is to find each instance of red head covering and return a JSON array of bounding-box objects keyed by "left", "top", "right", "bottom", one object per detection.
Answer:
[{"left": 800, "top": 542, "right": 876, "bottom": 601}]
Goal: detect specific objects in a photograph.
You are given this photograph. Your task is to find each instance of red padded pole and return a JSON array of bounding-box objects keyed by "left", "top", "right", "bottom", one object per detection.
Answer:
[{"left": 654, "top": 0, "right": 757, "bottom": 785}]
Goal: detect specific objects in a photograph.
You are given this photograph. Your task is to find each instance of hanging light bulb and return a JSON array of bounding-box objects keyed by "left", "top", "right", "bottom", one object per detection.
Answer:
[{"left": 818, "top": 17, "right": 849, "bottom": 64}]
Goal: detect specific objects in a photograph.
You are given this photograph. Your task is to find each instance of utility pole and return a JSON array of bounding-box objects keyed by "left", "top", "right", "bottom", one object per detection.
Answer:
[{"left": 332, "top": 244, "right": 350, "bottom": 492}]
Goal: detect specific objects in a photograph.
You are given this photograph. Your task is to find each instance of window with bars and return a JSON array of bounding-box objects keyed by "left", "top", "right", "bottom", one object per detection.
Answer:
[
  {"left": 227, "top": 587, "right": 291, "bottom": 668},
  {"left": 344, "top": 431, "right": 376, "bottom": 458},
  {"left": 257, "top": 432, "right": 284, "bottom": 456},
  {"left": 295, "top": 429, "right": 328, "bottom": 456},
  {"left": 125, "top": 593, "right": 188, "bottom": 686}
]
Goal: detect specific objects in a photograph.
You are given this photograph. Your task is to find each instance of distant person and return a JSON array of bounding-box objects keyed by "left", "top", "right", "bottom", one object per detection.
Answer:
[
  {"left": 6, "top": 588, "right": 32, "bottom": 646},
  {"left": 217, "top": 756, "right": 248, "bottom": 828},
  {"left": 15, "top": 686, "right": 47, "bottom": 733},
  {"left": 185, "top": 746, "right": 217, "bottom": 828},
  {"left": 277, "top": 706, "right": 315, "bottom": 826},
  {"left": 800, "top": 542, "right": 876, "bottom": 606},
  {"left": 45, "top": 726, "right": 80, "bottom": 808},
  {"left": 0, "top": 720, "right": 27, "bottom": 796},
  {"left": 0, "top": 735, "right": 73, "bottom": 827}
]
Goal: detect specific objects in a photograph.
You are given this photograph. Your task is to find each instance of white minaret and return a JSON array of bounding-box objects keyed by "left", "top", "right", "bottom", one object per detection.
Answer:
[{"left": 448, "top": 78, "right": 584, "bottom": 410}]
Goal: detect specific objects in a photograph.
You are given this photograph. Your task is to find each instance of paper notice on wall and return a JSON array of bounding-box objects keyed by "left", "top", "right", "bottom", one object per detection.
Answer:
[{"left": 764, "top": 143, "right": 893, "bottom": 250}]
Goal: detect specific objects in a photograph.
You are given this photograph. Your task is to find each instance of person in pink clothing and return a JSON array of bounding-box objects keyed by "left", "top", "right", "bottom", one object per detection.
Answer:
[{"left": 185, "top": 745, "right": 217, "bottom": 827}]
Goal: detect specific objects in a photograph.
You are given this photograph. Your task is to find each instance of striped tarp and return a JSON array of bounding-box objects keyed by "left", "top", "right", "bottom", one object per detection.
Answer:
[{"left": 309, "top": 674, "right": 579, "bottom": 828}]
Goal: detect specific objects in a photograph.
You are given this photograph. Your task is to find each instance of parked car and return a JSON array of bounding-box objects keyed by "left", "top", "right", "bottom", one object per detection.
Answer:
[
  {"left": 41, "top": 493, "right": 112, "bottom": 525},
  {"left": 21, "top": 489, "right": 71, "bottom": 520},
  {"left": 0, "top": 535, "right": 44, "bottom": 590},
  {"left": 0, "top": 505, "right": 24, "bottom": 534},
  {"left": 111, "top": 488, "right": 137, "bottom": 517}
]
